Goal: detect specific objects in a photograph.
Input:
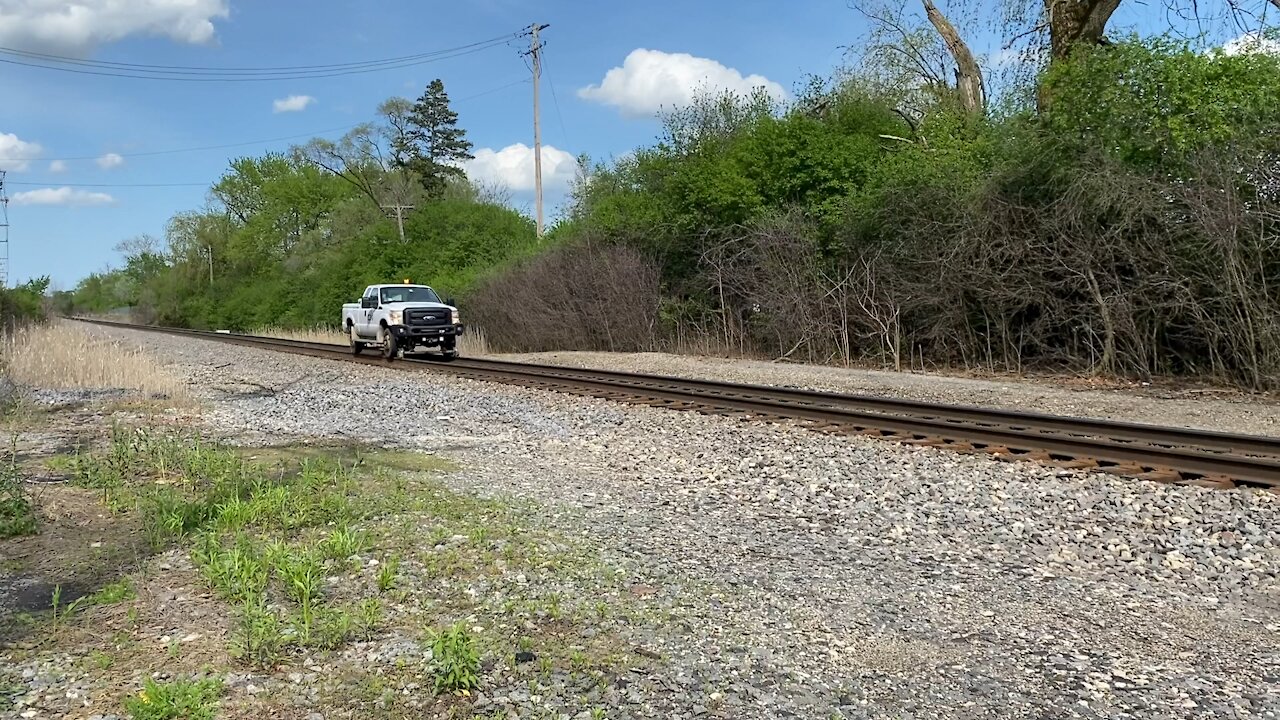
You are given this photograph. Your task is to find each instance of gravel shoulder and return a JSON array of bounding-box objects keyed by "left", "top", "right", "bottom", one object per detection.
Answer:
[
  {"left": 494, "top": 350, "right": 1280, "bottom": 437},
  {"left": 3, "top": 323, "right": 1279, "bottom": 720}
]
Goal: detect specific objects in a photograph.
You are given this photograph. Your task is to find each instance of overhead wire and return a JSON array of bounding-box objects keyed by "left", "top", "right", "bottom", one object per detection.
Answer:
[
  {"left": 538, "top": 44, "right": 571, "bottom": 149},
  {"left": 0, "top": 29, "right": 527, "bottom": 81},
  {"left": 8, "top": 181, "right": 208, "bottom": 188}
]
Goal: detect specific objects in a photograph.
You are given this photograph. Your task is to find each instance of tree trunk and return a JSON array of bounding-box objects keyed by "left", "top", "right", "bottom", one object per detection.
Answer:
[
  {"left": 922, "top": 0, "right": 985, "bottom": 114},
  {"left": 1046, "top": 0, "right": 1122, "bottom": 60}
]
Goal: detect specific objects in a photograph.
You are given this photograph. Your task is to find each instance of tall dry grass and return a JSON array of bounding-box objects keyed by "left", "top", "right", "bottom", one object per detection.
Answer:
[
  {"left": 2, "top": 322, "right": 189, "bottom": 399},
  {"left": 254, "top": 324, "right": 491, "bottom": 356},
  {"left": 253, "top": 325, "right": 347, "bottom": 345}
]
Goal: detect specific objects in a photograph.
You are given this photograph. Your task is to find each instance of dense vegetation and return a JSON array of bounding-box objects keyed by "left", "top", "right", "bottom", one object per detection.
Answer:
[
  {"left": 1, "top": 276, "right": 50, "bottom": 332},
  {"left": 63, "top": 81, "right": 538, "bottom": 330},
  {"left": 64, "top": 30, "right": 1280, "bottom": 388}
]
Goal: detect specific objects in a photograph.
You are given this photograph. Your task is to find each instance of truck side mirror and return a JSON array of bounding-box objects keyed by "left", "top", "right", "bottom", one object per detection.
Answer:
[
  {"left": 445, "top": 297, "right": 456, "bottom": 307},
  {"left": 360, "top": 296, "right": 376, "bottom": 309}
]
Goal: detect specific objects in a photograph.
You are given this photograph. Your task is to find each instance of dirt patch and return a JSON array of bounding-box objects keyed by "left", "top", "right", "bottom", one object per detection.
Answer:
[{"left": 0, "top": 483, "right": 148, "bottom": 642}]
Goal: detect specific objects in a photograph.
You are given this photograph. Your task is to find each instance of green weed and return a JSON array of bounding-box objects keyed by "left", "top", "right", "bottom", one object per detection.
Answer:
[
  {"left": 122, "top": 677, "right": 222, "bottom": 720},
  {"left": 91, "top": 579, "right": 135, "bottom": 605},
  {"left": 309, "top": 605, "right": 355, "bottom": 650},
  {"left": 377, "top": 556, "right": 400, "bottom": 593},
  {"left": 319, "top": 525, "right": 368, "bottom": 561},
  {"left": 89, "top": 650, "right": 115, "bottom": 670},
  {"left": 229, "top": 600, "right": 288, "bottom": 669},
  {"left": 192, "top": 533, "right": 269, "bottom": 603},
  {"left": 431, "top": 622, "right": 480, "bottom": 695},
  {"left": 276, "top": 549, "right": 323, "bottom": 638},
  {"left": 356, "top": 597, "right": 384, "bottom": 639},
  {"left": 0, "top": 437, "right": 36, "bottom": 538}
]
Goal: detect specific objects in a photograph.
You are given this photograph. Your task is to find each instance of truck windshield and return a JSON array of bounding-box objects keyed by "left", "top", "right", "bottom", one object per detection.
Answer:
[{"left": 379, "top": 286, "right": 441, "bottom": 304}]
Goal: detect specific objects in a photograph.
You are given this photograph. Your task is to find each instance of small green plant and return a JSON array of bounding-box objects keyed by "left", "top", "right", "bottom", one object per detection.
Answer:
[
  {"left": 309, "top": 606, "right": 355, "bottom": 650},
  {"left": 376, "top": 556, "right": 400, "bottom": 593},
  {"left": 319, "top": 525, "right": 368, "bottom": 561},
  {"left": 50, "top": 584, "right": 88, "bottom": 622},
  {"left": 89, "top": 650, "right": 115, "bottom": 670},
  {"left": 91, "top": 579, "right": 135, "bottom": 605},
  {"left": 356, "top": 597, "right": 384, "bottom": 638},
  {"left": 122, "top": 676, "right": 222, "bottom": 720},
  {"left": 430, "top": 622, "right": 480, "bottom": 695},
  {"left": 229, "top": 600, "right": 288, "bottom": 668},
  {"left": 590, "top": 708, "right": 607, "bottom": 720},
  {"left": 192, "top": 533, "right": 269, "bottom": 603},
  {"left": 276, "top": 549, "right": 323, "bottom": 638},
  {"left": 0, "top": 443, "right": 36, "bottom": 538}
]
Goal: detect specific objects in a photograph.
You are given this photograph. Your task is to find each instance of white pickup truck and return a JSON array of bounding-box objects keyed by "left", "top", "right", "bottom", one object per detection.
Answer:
[{"left": 341, "top": 283, "right": 464, "bottom": 360}]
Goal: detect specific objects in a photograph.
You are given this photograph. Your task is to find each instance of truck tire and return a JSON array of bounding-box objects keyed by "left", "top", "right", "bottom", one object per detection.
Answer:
[
  {"left": 349, "top": 325, "right": 365, "bottom": 355},
  {"left": 381, "top": 330, "right": 398, "bottom": 361},
  {"left": 442, "top": 337, "right": 459, "bottom": 361}
]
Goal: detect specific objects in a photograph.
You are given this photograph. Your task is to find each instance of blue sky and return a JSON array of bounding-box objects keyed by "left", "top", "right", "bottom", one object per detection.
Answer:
[{"left": 0, "top": 0, "right": 1263, "bottom": 289}]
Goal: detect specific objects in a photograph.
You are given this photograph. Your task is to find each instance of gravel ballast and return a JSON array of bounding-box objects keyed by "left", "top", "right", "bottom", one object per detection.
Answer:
[{"left": 9, "top": 324, "right": 1280, "bottom": 719}]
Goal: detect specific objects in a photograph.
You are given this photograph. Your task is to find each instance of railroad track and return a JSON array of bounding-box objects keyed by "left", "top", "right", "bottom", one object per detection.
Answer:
[{"left": 75, "top": 318, "right": 1280, "bottom": 490}]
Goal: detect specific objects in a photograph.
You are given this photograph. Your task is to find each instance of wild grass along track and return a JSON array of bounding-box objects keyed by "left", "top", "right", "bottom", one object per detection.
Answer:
[{"left": 73, "top": 318, "right": 1280, "bottom": 490}]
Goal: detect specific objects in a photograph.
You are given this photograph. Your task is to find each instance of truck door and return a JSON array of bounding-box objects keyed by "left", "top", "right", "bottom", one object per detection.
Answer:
[{"left": 358, "top": 288, "right": 378, "bottom": 336}]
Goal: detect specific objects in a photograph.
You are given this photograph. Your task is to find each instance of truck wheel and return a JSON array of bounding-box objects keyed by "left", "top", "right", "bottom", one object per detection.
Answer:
[
  {"left": 349, "top": 326, "right": 364, "bottom": 355},
  {"left": 381, "top": 331, "right": 398, "bottom": 361},
  {"left": 442, "top": 338, "right": 459, "bottom": 361}
]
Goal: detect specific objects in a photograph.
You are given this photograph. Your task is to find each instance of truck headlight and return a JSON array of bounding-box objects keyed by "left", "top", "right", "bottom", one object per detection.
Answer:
[
  {"left": 388, "top": 310, "right": 403, "bottom": 325},
  {"left": 451, "top": 309, "right": 459, "bottom": 325}
]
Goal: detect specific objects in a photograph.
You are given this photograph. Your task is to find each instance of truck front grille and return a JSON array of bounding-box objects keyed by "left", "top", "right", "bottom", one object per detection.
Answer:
[{"left": 405, "top": 308, "right": 449, "bottom": 327}]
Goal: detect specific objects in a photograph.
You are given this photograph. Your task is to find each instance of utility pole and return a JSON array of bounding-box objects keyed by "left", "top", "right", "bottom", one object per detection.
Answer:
[
  {"left": 0, "top": 170, "right": 9, "bottom": 288},
  {"left": 382, "top": 203, "right": 414, "bottom": 242},
  {"left": 527, "top": 23, "right": 550, "bottom": 239}
]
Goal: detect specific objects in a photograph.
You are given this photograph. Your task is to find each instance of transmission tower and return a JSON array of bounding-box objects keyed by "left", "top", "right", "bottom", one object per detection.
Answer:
[{"left": 0, "top": 170, "right": 9, "bottom": 288}]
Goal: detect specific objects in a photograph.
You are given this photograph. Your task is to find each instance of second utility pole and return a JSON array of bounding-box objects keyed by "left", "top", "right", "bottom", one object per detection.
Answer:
[{"left": 529, "top": 23, "right": 550, "bottom": 239}]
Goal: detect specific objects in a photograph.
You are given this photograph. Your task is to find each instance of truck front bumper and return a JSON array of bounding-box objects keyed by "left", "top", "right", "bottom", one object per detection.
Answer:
[{"left": 389, "top": 324, "right": 466, "bottom": 342}]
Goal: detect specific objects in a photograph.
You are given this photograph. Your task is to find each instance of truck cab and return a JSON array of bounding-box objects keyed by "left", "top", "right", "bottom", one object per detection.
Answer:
[{"left": 341, "top": 283, "right": 464, "bottom": 360}]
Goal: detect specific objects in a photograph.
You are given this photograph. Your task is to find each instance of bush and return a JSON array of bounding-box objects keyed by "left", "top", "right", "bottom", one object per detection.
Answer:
[
  {"left": 467, "top": 242, "right": 661, "bottom": 353},
  {"left": 0, "top": 277, "right": 50, "bottom": 332}
]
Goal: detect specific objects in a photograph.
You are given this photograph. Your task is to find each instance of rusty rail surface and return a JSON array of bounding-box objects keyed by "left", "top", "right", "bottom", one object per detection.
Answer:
[{"left": 74, "top": 318, "right": 1280, "bottom": 490}]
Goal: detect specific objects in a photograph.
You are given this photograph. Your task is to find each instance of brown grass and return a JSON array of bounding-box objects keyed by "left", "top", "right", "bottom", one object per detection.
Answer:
[
  {"left": 254, "top": 324, "right": 492, "bottom": 356},
  {"left": 1, "top": 322, "right": 189, "bottom": 399},
  {"left": 253, "top": 324, "right": 347, "bottom": 345}
]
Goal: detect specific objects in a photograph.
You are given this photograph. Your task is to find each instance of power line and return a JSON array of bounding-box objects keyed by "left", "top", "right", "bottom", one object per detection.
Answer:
[
  {"left": 539, "top": 45, "right": 571, "bottom": 149},
  {"left": 0, "top": 78, "right": 531, "bottom": 165},
  {"left": 0, "top": 123, "right": 364, "bottom": 164},
  {"left": 0, "top": 30, "right": 527, "bottom": 82},
  {"left": 8, "top": 181, "right": 207, "bottom": 188},
  {"left": 0, "top": 33, "right": 523, "bottom": 73}
]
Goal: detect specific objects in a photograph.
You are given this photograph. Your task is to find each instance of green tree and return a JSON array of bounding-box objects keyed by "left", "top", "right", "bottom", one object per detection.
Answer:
[{"left": 394, "top": 79, "right": 474, "bottom": 196}]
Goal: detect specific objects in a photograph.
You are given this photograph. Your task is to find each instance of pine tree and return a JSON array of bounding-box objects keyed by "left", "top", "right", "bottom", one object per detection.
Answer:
[{"left": 395, "top": 79, "right": 474, "bottom": 196}]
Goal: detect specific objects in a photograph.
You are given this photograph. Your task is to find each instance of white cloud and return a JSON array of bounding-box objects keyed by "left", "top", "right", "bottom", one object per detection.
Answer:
[
  {"left": 0, "top": 0, "right": 229, "bottom": 55},
  {"left": 96, "top": 152, "right": 124, "bottom": 169},
  {"left": 0, "top": 132, "right": 43, "bottom": 171},
  {"left": 578, "top": 48, "right": 786, "bottom": 117},
  {"left": 0, "top": 129, "right": 42, "bottom": 170},
  {"left": 1220, "top": 31, "right": 1280, "bottom": 56},
  {"left": 10, "top": 186, "right": 115, "bottom": 206},
  {"left": 463, "top": 143, "right": 576, "bottom": 193},
  {"left": 273, "top": 94, "right": 316, "bottom": 113},
  {"left": 48, "top": 159, "right": 67, "bottom": 173}
]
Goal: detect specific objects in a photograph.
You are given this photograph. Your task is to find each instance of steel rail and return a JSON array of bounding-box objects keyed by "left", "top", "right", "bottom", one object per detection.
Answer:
[{"left": 74, "top": 318, "right": 1280, "bottom": 489}]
